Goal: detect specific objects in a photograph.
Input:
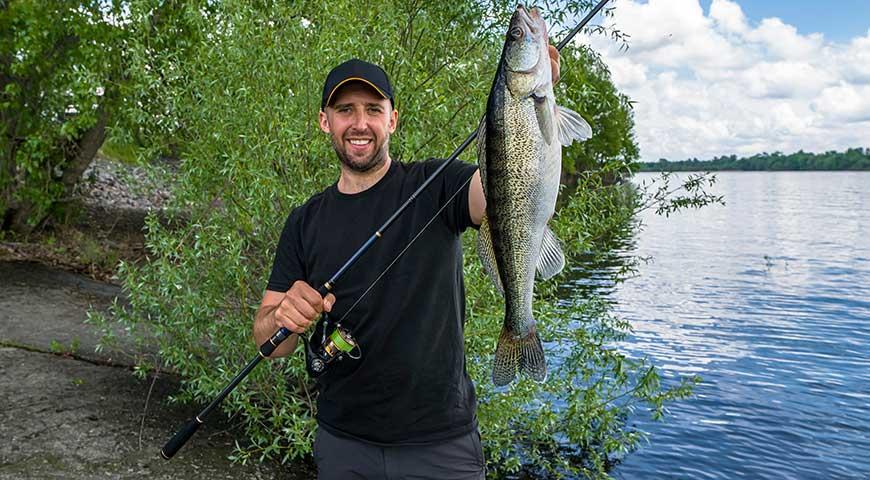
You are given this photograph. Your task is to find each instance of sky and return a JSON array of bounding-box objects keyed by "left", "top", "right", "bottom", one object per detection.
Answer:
[{"left": 577, "top": 0, "right": 870, "bottom": 161}]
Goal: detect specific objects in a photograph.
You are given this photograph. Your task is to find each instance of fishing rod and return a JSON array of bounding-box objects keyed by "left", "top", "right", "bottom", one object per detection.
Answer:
[{"left": 159, "top": 0, "right": 612, "bottom": 460}]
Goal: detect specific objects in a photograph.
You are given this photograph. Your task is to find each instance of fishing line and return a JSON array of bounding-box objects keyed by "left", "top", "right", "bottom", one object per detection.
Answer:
[{"left": 338, "top": 172, "right": 476, "bottom": 324}]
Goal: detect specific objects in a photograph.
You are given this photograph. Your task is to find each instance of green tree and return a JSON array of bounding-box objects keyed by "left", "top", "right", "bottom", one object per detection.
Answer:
[
  {"left": 0, "top": 0, "right": 202, "bottom": 233},
  {"left": 0, "top": 1, "right": 127, "bottom": 232},
  {"left": 639, "top": 147, "right": 870, "bottom": 171}
]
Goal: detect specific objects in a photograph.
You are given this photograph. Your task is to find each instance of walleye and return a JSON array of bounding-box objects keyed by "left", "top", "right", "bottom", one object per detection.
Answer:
[{"left": 477, "top": 5, "right": 592, "bottom": 386}]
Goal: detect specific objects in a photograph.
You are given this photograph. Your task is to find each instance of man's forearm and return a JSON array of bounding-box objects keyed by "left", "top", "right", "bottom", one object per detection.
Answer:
[{"left": 253, "top": 305, "right": 299, "bottom": 357}]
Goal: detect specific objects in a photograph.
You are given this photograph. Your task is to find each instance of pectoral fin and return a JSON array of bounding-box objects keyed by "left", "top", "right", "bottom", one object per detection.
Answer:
[
  {"left": 536, "top": 226, "right": 565, "bottom": 280},
  {"left": 556, "top": 105, "right": 592, "bottom": 146},
  {"left": 533, "top": 93, "right": 556, "bottom": 145},
  {"left": 477, "top": 215, "right": 504, "bottom": 295}
]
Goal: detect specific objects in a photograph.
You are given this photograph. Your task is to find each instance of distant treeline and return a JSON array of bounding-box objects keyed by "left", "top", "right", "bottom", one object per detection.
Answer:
[{"left": 639, "top": 148, "right": 870, "bottom": 171}]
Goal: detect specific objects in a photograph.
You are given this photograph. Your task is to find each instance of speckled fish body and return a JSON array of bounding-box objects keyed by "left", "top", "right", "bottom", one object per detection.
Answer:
[{"left": 477, "top": 5, "right": 592, "bottom": 386}]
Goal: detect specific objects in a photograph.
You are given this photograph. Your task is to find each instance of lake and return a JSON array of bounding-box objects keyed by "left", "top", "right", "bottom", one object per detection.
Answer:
[{"left": 568, "top": 172, "right": 870, "bottom": 479}]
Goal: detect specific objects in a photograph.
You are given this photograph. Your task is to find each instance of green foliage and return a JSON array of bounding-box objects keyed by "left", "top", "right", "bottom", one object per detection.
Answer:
[
  {"left": 89, "top": 0, "right": 697, "bottom": 477},
  {"left": 634, "top": 171, "right": 725, "bottom": 218},
  {"left": 641, "top": 147, "right": 870, "bottom": 171},
  {"left": 99, "top": 138, "right": 139, "bottom": 165},
  {"left": 0, "top": 0, "right": 202, "bottom": 232},
  {"left": 0, "top": 0, "right": 128, "bottom": 230}
]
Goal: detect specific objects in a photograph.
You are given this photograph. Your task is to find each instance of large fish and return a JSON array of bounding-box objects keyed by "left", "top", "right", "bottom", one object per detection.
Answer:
[{"left": 477, "top": 5, "right": 592, "bottom": 386}]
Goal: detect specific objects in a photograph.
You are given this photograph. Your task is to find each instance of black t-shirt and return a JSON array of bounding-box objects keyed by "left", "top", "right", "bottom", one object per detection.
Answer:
[{"left": 267, "top": 158, "right": 479, "bottom": 445}]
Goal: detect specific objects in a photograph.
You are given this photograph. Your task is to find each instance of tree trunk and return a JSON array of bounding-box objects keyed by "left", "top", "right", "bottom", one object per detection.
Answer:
[
  {"left": 7, "top": 96, "right": 112, "bottom": 234},
  {"left": 59, "top": 97, "right": 111, "bottom": 199}
]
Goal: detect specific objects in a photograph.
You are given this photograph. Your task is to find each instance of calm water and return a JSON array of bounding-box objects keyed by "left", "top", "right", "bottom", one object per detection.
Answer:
[{"left": 570, "top": 172, "right": 870, "bottom": 479}]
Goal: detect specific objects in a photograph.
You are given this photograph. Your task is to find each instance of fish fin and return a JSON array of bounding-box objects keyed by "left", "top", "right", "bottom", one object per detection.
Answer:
[
  {"left": 556, "top": 105, "right": 592, "bottom": 146},
  {"left": 536, "top": 226, "right": 565, "bottom": 280},
  {"left": 492, "top": 323, "right": 547, "bottom": 386},
  {"left": 534, "top": 94, "right": 556, "bottom": 145},
  {"left": 476, "top": 215, "right": 504, "bottom": 295}
]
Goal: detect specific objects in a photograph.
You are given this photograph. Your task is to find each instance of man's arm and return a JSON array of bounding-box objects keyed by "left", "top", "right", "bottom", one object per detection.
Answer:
[
  {"left": 467, "top": 45, "right": 561, "bottom": 226},
  {"left": 468, "top": 169, "right": 485, "bottom": 226},
  {"left": 253, "top": 282, "right": 335, "bottom": 358}
]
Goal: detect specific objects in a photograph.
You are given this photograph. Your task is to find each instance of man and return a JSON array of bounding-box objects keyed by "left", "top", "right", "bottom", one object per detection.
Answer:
[{"left": 253, "top": 51, "right": 560, "bottom": 479}]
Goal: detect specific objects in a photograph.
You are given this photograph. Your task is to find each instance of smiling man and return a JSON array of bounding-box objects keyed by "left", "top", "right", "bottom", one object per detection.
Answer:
[{"left": 253, "top": 56, "right": 557, "bottom": 479}]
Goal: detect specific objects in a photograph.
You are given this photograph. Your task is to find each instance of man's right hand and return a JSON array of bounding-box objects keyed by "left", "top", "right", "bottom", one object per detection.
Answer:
[{"left": 271, "top": 280, "right": 336, "bottom": 334}]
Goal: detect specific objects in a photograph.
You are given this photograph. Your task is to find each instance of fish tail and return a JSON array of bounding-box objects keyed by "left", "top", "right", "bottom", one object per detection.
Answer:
[{"left": 492, "top": 322, "right": 547, "bottom": 386}]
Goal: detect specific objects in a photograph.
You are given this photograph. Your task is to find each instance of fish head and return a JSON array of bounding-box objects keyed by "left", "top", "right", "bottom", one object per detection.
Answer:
[{"left": 502, "top": 5, "right": 550, "bottom": 97}]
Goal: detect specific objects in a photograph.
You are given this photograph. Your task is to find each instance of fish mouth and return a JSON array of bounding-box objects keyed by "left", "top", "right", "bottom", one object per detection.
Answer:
[
  {"left": 504, "top": 5, "right": 547, "bottom": 74},
  {"left": 513, "top": 5, "right": 542, "bottom": 36}
]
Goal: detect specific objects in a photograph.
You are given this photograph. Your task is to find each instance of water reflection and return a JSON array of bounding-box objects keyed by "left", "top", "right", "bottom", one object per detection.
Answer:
[{"left": 561, "top": 172, "right": 870, "bottom": 480}]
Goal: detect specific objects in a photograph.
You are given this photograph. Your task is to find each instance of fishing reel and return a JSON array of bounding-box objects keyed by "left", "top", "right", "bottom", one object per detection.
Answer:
[{"left": 302, "top": 314, "right": 361, "bottom": 378}]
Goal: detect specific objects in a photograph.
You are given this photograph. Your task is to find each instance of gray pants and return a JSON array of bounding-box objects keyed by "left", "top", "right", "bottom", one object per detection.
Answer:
[{"left": 313, "top": 427, "right": 486, "bottom": 480}]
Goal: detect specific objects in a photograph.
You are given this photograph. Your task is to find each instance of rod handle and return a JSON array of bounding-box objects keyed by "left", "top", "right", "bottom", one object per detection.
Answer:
[
  {"left": 259, "top": 327, "right": 292, "bottom": 357},
  {"left": 160, "top": 417, "right": 202, "bottom": 460}
]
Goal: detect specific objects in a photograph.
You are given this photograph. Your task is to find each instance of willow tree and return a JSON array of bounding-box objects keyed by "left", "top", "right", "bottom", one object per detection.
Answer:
[{"left": 0, "top": 0, "right": 202, "bottom": 233}]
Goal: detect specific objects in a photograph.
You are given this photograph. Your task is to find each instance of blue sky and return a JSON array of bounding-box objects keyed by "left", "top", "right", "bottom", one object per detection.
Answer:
[
  {"left": 582, "top": 0, "right": 870, "bottom": 161},
  {"left": 699, "top": 0, "right": 870, "bottom": 42}
]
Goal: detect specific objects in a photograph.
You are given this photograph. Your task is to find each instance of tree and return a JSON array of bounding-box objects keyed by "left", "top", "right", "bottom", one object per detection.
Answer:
[
  {"left": 1, "top": 1, "right": 124, "bottom": 232},
  {"left": 0, "top": 0, "right": 203, "bottom": 233}
]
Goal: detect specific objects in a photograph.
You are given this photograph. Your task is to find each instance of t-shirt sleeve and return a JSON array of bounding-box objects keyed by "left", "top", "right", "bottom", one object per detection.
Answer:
[
  {"left": 266, "top": 210, "right": 307, "bottom": 292},
  {"left": 427, "top": 158, "right": 479, "bottom": 234}
]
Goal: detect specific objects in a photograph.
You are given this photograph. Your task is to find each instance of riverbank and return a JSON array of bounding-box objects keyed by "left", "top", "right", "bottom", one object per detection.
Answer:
[
  {"left": 0, "top": 154, "right": 173, "bottom": 282},
  {"left": 0, "top": 260, "right": 319, "bottom": 479},
  {"left": 0, "top": 158, "right": 316, "bottom": 479}
]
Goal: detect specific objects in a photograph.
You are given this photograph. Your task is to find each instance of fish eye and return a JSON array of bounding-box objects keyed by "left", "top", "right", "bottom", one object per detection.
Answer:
[{"left": 509, "top": 27, "right": 523, "bottom": 40}]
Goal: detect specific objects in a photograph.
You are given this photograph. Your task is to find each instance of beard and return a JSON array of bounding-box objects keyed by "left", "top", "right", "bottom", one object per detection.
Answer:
[{"left": 331, "top": 133, "right": 390, "bottom": 173}]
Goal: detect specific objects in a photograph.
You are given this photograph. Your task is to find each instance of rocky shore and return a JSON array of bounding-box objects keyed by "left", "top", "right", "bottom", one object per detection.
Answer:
[{"left": 72, "top": 155, "right": 174, "bottom": 234}]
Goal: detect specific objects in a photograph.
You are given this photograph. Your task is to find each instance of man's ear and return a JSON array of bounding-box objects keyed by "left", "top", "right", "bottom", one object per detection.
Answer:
[
  {"left": 319, "top": 110, "right": 331, "bottom": 133},
  {"left": 388, "top": 108, "right": 398, "bottom": 134}
]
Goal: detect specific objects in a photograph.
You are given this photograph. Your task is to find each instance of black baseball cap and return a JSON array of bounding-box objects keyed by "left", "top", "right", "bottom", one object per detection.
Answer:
[{"left": 321, "top": 59, "right": 394, "bottom": 110}]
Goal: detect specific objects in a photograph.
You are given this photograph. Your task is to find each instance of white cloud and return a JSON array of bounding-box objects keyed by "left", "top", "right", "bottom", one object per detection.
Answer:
[
  {"left": 747, "top": 18, "right": 824, "bottom": 60},
  {"left": 607, "top": 57, "right": 648, "bottom": 87},
  {"left": 813, "top": 84, "right": 870, "bottom": 124},
  {"left": 709, "top": 0, "right": 748, "bottom": 35},
  {"left": 741, "top": 61, "right": 834, "bottom": 99},
  {"left": 581, "top": 0, "right": 870, "bottom": 161},
  {"left": 840, "top": 33, "right": 870, "bottom": 84}
]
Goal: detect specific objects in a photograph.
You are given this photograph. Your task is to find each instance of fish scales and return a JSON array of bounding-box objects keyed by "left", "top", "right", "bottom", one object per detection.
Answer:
[{"left": 477, "top": 5, "right": 592, "bottom": 386}]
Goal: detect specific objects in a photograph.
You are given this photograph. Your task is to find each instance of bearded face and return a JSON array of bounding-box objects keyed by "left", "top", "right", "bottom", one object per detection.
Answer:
[{"left": 319, "top": 82, "right": 398, "bottom": 173}]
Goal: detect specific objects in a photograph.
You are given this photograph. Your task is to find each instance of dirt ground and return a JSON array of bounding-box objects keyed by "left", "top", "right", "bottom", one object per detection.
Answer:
[{"left": 0, "top": 260, "right": 316, "bottom": 480}]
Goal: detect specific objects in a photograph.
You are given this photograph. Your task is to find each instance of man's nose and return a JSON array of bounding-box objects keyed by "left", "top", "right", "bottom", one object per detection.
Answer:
[{"left": 351, "top": 109, "right": 367, "bottom": 130}]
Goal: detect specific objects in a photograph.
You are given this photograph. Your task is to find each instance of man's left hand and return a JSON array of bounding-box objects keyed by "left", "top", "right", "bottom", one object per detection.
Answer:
[{"left": 548, "top": 44, "right": 560, "bottom": 84}]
